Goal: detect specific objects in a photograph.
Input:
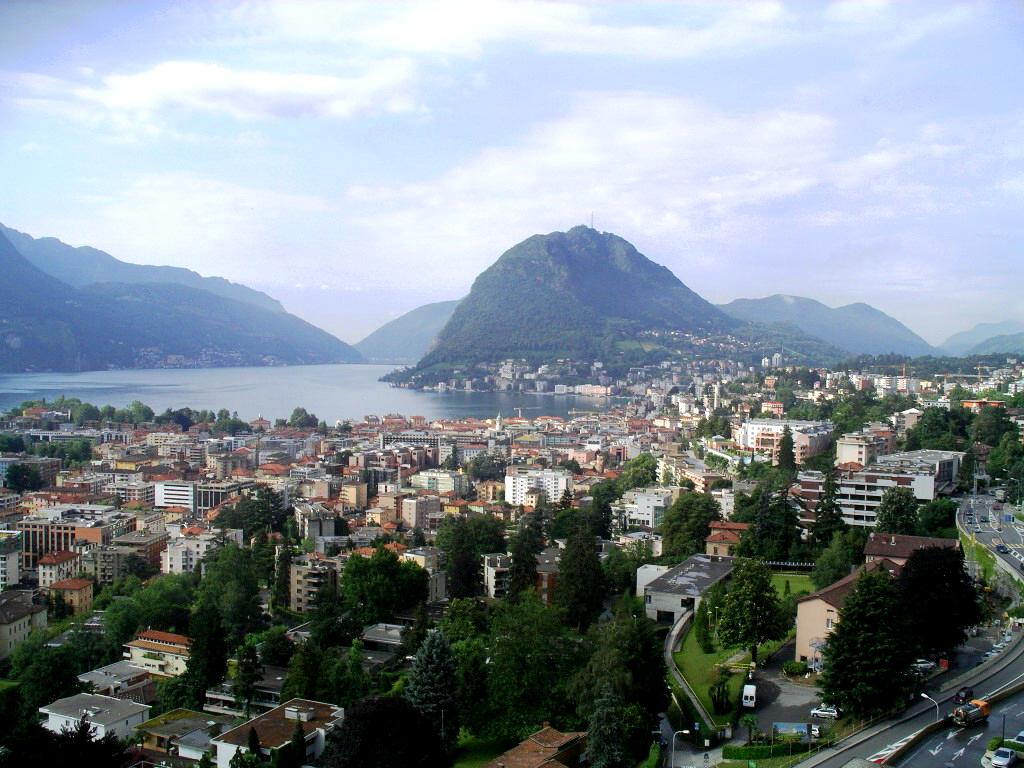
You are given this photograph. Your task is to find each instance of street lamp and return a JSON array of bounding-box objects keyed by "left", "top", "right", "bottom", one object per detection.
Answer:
[
  {"left": 921, "top": 693, "right": 940, "bottom": 722},
  {"left": 670, "top": 729, "right": 691, "bottom": 767}
]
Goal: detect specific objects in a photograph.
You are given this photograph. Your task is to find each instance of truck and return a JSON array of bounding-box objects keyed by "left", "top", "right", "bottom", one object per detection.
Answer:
[{"left": 951, "top": 699, "right": 990, "bottom": 727}]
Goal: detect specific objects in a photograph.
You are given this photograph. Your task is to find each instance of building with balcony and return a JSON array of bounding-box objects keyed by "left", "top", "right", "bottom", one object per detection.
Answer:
[{"left": 124, "top": 629, "right": 191, "bottom": 678}]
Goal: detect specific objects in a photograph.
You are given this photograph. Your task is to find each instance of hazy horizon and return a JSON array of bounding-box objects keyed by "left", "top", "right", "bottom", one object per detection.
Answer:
[{"left": 2, "top": 1, "right": 1022, "bottom": 346}]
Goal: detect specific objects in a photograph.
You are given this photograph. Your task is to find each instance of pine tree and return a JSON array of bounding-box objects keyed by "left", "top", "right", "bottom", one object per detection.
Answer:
[
  {"left": 404, "top": 630, "right": 459, "bottom": 753},
  {"left": 820, "top": 568, "right": 915, "bottom": 717},
  {"left": 555, "top": 523, "right": 605, "bottom": 631},
  {"left": 508, "top": 513, "right": 543, "bottom": 598},
  {"left": 179, "top": 598, "right": 228, "bottom": 707},
  {"left": 233, "top": 641, "right": 262, "bottom": 717},
  {"left": 585, "top": 685, "right": 630, "bottom": 768},
  {"left": 272, "top": 546, "right": 292, "bottom": 612},
  {"left": 812, "top": 471, "right": 846, "bottom": 548},
  {"left": 777, "top": 426, "right": 796, "bottom": 475}
]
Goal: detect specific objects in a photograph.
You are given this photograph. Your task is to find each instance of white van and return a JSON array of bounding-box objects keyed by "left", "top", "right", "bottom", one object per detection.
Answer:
[{"left": 742, "top": 684, "right": 756, "bottom": 708}]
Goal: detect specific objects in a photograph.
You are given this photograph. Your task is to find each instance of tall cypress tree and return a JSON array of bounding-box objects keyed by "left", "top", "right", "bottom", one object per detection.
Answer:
[
  {"left": 404, "top": 630, "right": 459, "bottom": 754},
  {"left": 777, "top": 426, "right": 796, "bottom": 476},
  {"left": 509, "top": 513, "right": 543, "bottom": 598},
  {"left": 556, "top": 523, "right": 604, "bottom": 631},
  {"left": 585, "top": 685, "right": 630, "bottom": 768},
  {"left": 812, "top": 472, "right": 846, "bottom": 548}
]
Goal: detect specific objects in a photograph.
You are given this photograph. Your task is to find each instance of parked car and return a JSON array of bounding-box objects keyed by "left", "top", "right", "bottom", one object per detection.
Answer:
[
  {"left": 811, "top": 704, "right": 840, "bottom": 719},
  {"left": 953, "top": 687, "right": 974, "bottom": 705},
  {"left": 992, "top": 748, "right": 1017, "bottom": 768},
  {"left": 996, "top": 544, "right": 1010, "bottom": 554},
  {"left": 911, "top": 659, "right": 937, "bottom": 673},
  {"left": 1013, "top": 731, "right": 1024, "bottom": 744}
]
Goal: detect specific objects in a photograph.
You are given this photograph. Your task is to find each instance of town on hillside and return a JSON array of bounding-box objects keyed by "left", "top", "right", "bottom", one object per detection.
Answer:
[{"left": 0, "top": 358, "right": 1022, "bottom": 766}]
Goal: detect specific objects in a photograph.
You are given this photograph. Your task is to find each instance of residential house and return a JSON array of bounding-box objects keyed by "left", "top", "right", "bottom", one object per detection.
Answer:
[
  {"left": 48, "top": 577, "right": 93, "bottom": 614},
  {"left": 0, "top": 590, "right": 47, "bottom": 658},
  {"left": 78, "top": 660, "right": 156, "bottom": 704},
  {"left": 863, "top": 531, "right": 960, "bottom": 567},
  {"left": 794, "top": 559, "right": 899, "bottom": 669},
  {"left": 482, "top": 724, "right": 588, "bottom": 768},
  {"left": 37, "top": 550, "right": 82, "bottom": 588},
  {"left": 704, "top": 521, "right": 750, "bottom": 557},
  {"left": 124, "top": 629, "right": 191, "bottom": 678},
  {"left": 210, "top": 699, "right": 345, "bottom": 768},
  {"left": 137, "top": 708, "right": 234, "bottom": 761},
  {"left": 39, "top": 692, "right": 150, "bottom": 740}
]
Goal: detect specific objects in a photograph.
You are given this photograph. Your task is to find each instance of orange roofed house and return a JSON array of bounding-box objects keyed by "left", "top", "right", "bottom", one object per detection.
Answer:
[
  {"left": 704, "top": 521, "right": 750, "bottom": 557},
  {"left": 124, "top": 629, "right": 191, "bottom": 678},
  {"left": 482, "top": 724, "right": 588, "bottom": 768}
]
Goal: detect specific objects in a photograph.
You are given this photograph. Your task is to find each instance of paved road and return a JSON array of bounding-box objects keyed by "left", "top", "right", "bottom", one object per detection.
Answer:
[
  {"left": 960, "top": 494, "right": 1024, "bottom": 574},
  {"left": 894, "top": 689, "right": 1024, "bottom": 768}
]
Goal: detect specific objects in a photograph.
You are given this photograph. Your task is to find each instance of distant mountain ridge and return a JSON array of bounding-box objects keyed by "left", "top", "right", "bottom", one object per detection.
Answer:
[
  {"left": 355, "top": 300, "right": 461, "bottom": 363},
  {"left": 965, "top": 332, "right": 1024, "bottom": 356},
  {"left": 0, "top": 229, "right": 362, "bottom": 372},
  {"left": 718, "top": 294, "right": 935, "bottom": 357},
  {"left": 1, "top": 223, "right": 285, "bottom": 314},
  {"left": 942, "top": 320, "right": 1024, "bottom": 356},
  {"left": 413, "top": 226, "right": 738, "bottom": 370}
]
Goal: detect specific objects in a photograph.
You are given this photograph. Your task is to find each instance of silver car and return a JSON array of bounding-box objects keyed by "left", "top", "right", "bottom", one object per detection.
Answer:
[{"left": 992, "top": 748, "right": 1017, "bottom": 768}]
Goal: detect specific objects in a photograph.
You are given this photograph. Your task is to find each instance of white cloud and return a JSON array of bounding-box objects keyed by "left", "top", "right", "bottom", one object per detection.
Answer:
[
  {"left": 339, "top": 92, "right": 834, "bottom": 281},
  {"left": 43, "top": 172, "right": 334, "bottom": 280},
  {"left": 233, "top": 0, "right": 798, "bottom": 60},
  {"left": 74, "top": 59, "right": 419, "bottom": 121}
]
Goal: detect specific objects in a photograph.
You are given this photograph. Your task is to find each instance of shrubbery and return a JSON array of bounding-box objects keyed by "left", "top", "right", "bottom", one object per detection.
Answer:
[{"left": 783, "top": 660, "right": 809, "bottom": 676}]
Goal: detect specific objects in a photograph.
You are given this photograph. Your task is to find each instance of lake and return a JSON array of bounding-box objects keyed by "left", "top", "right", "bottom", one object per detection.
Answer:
[{"left": 0, "top": 364, "right": 612, "bottom": 422}]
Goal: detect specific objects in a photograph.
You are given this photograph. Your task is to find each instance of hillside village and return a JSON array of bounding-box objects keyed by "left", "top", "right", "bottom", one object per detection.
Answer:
[{"left": 0, "top": 357, "right": 1023, "bottom": 766}]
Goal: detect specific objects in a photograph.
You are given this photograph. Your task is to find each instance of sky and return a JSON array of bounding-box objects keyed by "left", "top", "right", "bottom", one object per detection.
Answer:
[{"left": 1, "top": 1, "right": 1022, "bottom": 346}]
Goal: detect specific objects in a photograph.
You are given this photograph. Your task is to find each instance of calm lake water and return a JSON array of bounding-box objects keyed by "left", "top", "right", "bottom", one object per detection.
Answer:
[{"left": 0, "top": 364, "right": 611, "bottom": 422}]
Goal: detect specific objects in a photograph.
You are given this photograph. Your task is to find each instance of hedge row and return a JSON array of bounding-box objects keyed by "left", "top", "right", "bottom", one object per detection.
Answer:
[{"left": 723, "top": 742, "right": 816, "bottom": 759}]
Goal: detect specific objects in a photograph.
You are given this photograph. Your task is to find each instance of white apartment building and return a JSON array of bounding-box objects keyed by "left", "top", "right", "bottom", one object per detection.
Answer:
[
  {"left": 0, "top": 531, "right": 20, "bottom": 590},
  {"left": 504, "top": 467, "right": 574, "bottom": 506},
  {"left": 798, "top": 449, "right": 963, "bottom": 527},
  {"left": 409, "top": 469, "right": 470, "bottom": 497},
  {"left": 610, "top": 487, "right": 678, "bottom": 532},
  {"left": 40, "top": 693, "right": 150, "bottom": 740},
  {"left": 160, "top": 526, "right": 242, "bottom": 574},
  {"left": 155, "top": 481, "right": 197, "bottom": 511},
  {"left": 733, "top": 419, "right": 834, "bottom": 465},
  {"left": 835, "top": 424, "right": 895, "bottom": 467}
]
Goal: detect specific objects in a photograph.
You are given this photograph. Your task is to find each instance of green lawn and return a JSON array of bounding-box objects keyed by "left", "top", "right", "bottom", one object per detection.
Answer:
[
  {"left": 671, "top": 575, "right": 806, "bottom": 727},
  {"left": 771, "top": 573, "right": 813, "bottom": 597},
  {"left": 636, "top": 743, "right": 660, "bottom": 767},
  {"left": 452, "top": 734, "right": 513, "bottom": 768},
  {"left": 961, "top": 532, "right": 996, "bottom": 581}
]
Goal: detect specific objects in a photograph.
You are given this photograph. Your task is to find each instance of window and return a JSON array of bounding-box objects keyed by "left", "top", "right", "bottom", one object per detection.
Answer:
[{"left": 825, "top": 618, "right": 834, "bottom": 629}]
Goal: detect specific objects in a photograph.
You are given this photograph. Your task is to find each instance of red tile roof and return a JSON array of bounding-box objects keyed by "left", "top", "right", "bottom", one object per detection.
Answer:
[
  {"left": 38, "top": 550, "right": 80, "bottom": 566},
  {"left": 136, "top": 629, "right": 191, "bottom": 647}
]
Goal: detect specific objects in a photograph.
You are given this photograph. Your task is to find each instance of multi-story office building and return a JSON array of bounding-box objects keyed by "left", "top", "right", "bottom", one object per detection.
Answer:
[{"left": 15, "top": 504, "right": 136, "bottom": 570}]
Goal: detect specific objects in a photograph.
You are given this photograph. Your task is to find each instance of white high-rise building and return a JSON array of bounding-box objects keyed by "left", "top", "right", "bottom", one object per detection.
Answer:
[{"left": 504, "top": 467, "right": 574, "bottom": 506}]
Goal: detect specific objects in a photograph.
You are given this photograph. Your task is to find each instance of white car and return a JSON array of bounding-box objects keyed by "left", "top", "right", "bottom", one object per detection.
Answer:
[
  {"left": 911, "top": 659, "right": 937, "bottom": 673},
  {"left": 992, "top": 748, "right": 1017, "bottom": 768},
  {"left": 811, "top": 704, "right": 840, "bottom": 719},
  {"left": 1012, "top": 731, "right": 1024, "bottom": 744}
]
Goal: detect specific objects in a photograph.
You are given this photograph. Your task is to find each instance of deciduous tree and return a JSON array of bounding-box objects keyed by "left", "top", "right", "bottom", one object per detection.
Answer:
[
  {"left": 874, "top": 487, "right": 918, "bottom": 535},
  {"left": 717, "top": 558, "right": 787, "bottom": 665}
]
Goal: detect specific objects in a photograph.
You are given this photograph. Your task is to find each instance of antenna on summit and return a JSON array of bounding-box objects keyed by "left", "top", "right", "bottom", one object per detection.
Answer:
[{"left": 590, "top": 212, "right": 594, "bottom": 229}]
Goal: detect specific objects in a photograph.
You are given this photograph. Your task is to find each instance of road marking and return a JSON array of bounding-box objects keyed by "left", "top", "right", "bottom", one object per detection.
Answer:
[
  {"left": 970, "top": 734, "right": 984, "bottom": 745},
  {"left": 929, "top": 743, "right": 944, "bottom": 756},
  {"left": 947, "top": 730, "right": 957, "bottom": 740},
  {"left": 953, "top": 747, "right": 966, "bottom": 761}
]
